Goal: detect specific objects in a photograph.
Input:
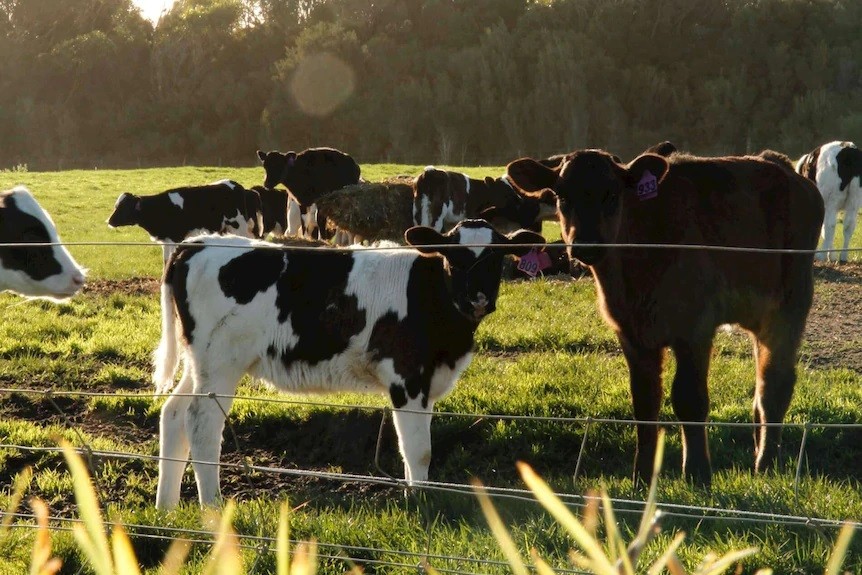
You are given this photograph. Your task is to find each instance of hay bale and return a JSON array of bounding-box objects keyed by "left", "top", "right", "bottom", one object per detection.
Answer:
[{"left": 315, "top": 178, "right": 415, "bottom": 243}]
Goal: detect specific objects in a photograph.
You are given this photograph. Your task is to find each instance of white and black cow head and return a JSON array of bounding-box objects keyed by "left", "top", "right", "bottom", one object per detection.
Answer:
[
  {"left": 257, "top": 150, "right": 296, "bottom": 190},
  {"left": 107, "top": 192, "right": 140, "bottom": 228},
  {"left": 507, "top": 150, "right": 669, "bottom": 266},
  {"left": 0, "top": 186, "right": 86, "bottom": 300},
  {"left": 405, "top": 219, "right": 544, "bottom": 321}
]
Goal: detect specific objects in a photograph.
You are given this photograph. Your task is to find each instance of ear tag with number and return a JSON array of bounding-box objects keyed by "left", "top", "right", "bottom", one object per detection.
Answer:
[
  {"left": 636, "top": 170, "right": 658, "bottom": 201},
  {"left": 517, "top": 249, "right": 552, "bottom": 278}
]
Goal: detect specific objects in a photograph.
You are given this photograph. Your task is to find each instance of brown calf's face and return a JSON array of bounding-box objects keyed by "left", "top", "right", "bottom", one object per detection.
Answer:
[{"left": 507, "top": 150, "right": 669, "bottom": 266}]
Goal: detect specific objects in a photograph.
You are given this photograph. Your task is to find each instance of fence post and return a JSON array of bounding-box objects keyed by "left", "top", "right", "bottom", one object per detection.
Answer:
[
  {"left": 572, "top": 416, "right": 592, "bottom": 487},
  {"left": 794, "top": 421, "right": 811, "bottom": 506}
]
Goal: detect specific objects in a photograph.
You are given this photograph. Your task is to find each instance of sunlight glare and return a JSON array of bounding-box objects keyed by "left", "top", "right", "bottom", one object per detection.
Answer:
[{"left": 132, "top": 0, "right": 176, "bottom": 23}]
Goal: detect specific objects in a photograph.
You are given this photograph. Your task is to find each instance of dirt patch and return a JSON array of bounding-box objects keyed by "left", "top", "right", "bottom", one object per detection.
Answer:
[
  {"left": 801, "top": 261, "right": 862, "bottom": 372},
  {"left": 84, "top": 277, "right": 160, "bottom": 297}
]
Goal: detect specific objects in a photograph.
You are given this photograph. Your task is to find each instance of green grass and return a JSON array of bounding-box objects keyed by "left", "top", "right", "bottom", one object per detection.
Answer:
[{"left": 0, "top": 166, "right": 860, "bottom": 574}]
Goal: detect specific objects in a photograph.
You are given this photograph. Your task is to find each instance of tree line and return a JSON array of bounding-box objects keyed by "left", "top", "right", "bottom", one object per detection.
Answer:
[{"left": 1, "top": 0, "right": 860, "bottom": 171}]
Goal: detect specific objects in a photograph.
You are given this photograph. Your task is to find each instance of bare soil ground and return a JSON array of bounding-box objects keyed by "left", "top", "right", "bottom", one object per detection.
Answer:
[{"left": 804, "top": 261, "right": 862, "bottom": 372}]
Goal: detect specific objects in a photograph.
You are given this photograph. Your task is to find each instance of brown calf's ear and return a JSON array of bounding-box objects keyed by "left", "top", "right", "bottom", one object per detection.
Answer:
[
  {"left": 506, "top": 158, "right": 560, "bottom": 196},
  {"left": 405, "top": 225, "right": 451, "bottom": 256},
  {"left": 257, "top": 150, "right": 267, "bottom": 163},
  {"left": 625, "top": 153, "right": 670, "bottom": 189},
  {"left": 503, "top": 229, "right": 546, "bottom": 257}
]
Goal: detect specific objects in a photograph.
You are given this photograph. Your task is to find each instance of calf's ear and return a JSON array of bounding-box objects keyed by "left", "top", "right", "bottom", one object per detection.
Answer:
[
  {"left": 257, "top": 150, "right": 267, "bottom": 163},
  {"left": 506, "top": 158, "right": 560, "bottom": 197},
  {"left": 405, "top": 225, "right": 451, "bottom": 256},
  {"left": 625, "top": 153, "right": 669, "bottom": 188},
  {"left": 502, "top": 229, "right": 546, "bottom": 257}
]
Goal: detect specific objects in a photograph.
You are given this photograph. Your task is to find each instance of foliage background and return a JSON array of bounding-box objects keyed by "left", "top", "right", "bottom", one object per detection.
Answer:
[{"left": 2, "top": 0, "right": 861, "bottom": 171}]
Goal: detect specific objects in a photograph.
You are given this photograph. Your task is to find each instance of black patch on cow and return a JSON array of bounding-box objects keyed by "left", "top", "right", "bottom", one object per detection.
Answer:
[
  {"left": 165, "top": 243, "right": 205, "bottom": 345},
  {"left": 218, "top": 249, "right": 285, "bottom": 304},
  {"left": 836, "top": 145, "right": 862, "bottom": 191},
  {"left": 253, "top": 186, "right": 289, "bottom": 235},
  {"left": 0, "top": 192, "right": 62, "bottom": 281},
  {"left": 272, "top": 250, "right": 367, "bottom": 366},
  {"left": 367, "top": 256, "right": 476, "bottom": 406},
  {"left": 389, "top": 384, "right": 407, "bottom": 409}
]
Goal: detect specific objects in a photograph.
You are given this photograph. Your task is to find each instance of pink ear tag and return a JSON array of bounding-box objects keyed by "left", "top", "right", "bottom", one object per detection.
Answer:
[
  {"left": 636, "top": 170, "right": 658, "bottom": 201},
  {"left": 517, "top": 249, "right": 550, "bottom": 277}
]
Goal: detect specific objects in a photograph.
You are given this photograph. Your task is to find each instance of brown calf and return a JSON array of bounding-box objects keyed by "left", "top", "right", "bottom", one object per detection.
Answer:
[{"left": 506, "top": 149, "right": 824, "bottom": 484}]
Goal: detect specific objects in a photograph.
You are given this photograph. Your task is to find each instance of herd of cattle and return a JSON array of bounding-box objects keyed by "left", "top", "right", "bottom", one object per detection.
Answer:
[{"left": 1, "top": 139, "right": 861, "bottom": 509}]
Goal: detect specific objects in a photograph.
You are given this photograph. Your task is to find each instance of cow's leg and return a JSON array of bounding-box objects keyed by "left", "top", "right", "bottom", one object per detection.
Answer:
[
  {"left": 819, "top": 204, "right": 838, "bottom": 262},
  {"left": 752, "top": 317, "right": 804, "bottom": 473},
  {"left": 391, "top": 394, "right": 434, "bottom": 485},
  {"left": 620, "top": 338, "right": 664, "bottom": 484},
  {"left": 840, "top": 199, "right": 861, "bottom": 263},
  {"left": 670, "top": 337, "right": 713, "bottom": 484},
  {"left": 186, "top": 369, "right": 240, "bottom": 507},
  {"left": 156, "top": 362, "right": 194, "bottom": 510}
]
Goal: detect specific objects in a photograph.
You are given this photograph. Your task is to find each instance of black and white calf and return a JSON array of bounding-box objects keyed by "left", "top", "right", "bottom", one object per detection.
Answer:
[
  {"left": 795, "top": 141, "right": 862, "bottom": 262},
  {"left": 412, "top": 167, "right": 557, "bottom": 234},
  {"left": 153, "top": 220, "right": 544, "bottom": 508},
  {"left": 107, "top": 180, "right": 264, "bottom": 261},
  {"left": 1, "top": 186, "right": 85, "bottom": 299}
]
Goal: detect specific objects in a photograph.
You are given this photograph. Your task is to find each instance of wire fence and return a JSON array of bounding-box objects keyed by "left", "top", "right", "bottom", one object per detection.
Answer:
[{"left": 1, "top": 238, "right": 861, "bottom": 572}]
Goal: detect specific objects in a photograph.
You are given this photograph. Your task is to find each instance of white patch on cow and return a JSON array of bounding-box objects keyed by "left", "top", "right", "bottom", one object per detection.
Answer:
[
  {"left": 0, "top": 186, "right": 86, "bottom": 300},
  {"left": 499, "top": 175, "right": 515, "bottom": 190},
  {"left": 455, "top": 225, "right": 495, "bottom": 257},
  {"left": 209, "top": 179, "right": 236, "bottom": 189},
  {"left": 221, "top": 209, "right": 256, "bottom": 238},
  {"left": 346, "top": 246, "right": 413, "bottom": 320},
  {"left": 286, "top": 198, "right": 303, "bottom": 236},
  {"left": 419, "top": 195, "right": 434, "bottom": 229},
  {"left": 114, "top": 192, "right": 131, "bottom": 208},
  {"left": 168, "top": 192, "right": 184, "bottom": 209},
  {"left": 302, "top": 203, "right": 319, "bottom": 239},
  {"left": 424, "top": 165, "right": 436, "bottom": 172}
]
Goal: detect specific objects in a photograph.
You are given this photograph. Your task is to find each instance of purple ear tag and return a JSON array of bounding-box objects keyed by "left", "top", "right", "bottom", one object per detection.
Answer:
[{"left": 636, "top": 170, "right": 658, "bottom": 201}]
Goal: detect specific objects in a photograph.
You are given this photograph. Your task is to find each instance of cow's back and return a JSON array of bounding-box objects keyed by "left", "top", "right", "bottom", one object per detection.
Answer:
[{"left": 599, "top": 154, "right": 822, "bottom": 339}]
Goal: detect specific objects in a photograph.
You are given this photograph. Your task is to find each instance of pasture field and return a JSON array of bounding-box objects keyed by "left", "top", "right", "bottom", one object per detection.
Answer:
[{"left": 0, "top": 167, "right": 861, "bottom": 574}]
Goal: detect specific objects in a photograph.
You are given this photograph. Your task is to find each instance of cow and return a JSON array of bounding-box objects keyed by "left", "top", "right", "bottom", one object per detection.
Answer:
[
  {"left": 795, "top": 141, "right": 862, "bottom": 263},
  {"left": 107, "top": 180, "right": 264, "bottom": 262},
  {"left": 1, "top": 186, "right": 86, "bottom": 300},
  {"left": 152, "top": 219, "right": 545, "bottom": 509},
  {"left": 412, "top": 167, "right": 557, "bottom": 234},
  {"left": 257, "top": 148, "right": 362, "bottom": 241},
  {"left": 506, "top": 149, "right": 824, "bottom": 485}
]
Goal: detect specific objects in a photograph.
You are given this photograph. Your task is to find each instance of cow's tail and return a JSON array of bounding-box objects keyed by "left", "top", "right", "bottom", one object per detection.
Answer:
[{"left": 153, "top": 261, "right": 181, "bottom": 395}]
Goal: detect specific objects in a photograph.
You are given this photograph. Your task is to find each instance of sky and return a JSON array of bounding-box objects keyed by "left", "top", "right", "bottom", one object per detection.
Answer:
[{"left": 131, "top": 0, "right": 176, "bottom": 23}]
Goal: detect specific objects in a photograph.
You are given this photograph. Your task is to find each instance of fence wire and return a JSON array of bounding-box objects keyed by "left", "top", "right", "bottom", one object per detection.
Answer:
[{"left": 1, "top": 238, "right": 860, "bottom": 572}]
